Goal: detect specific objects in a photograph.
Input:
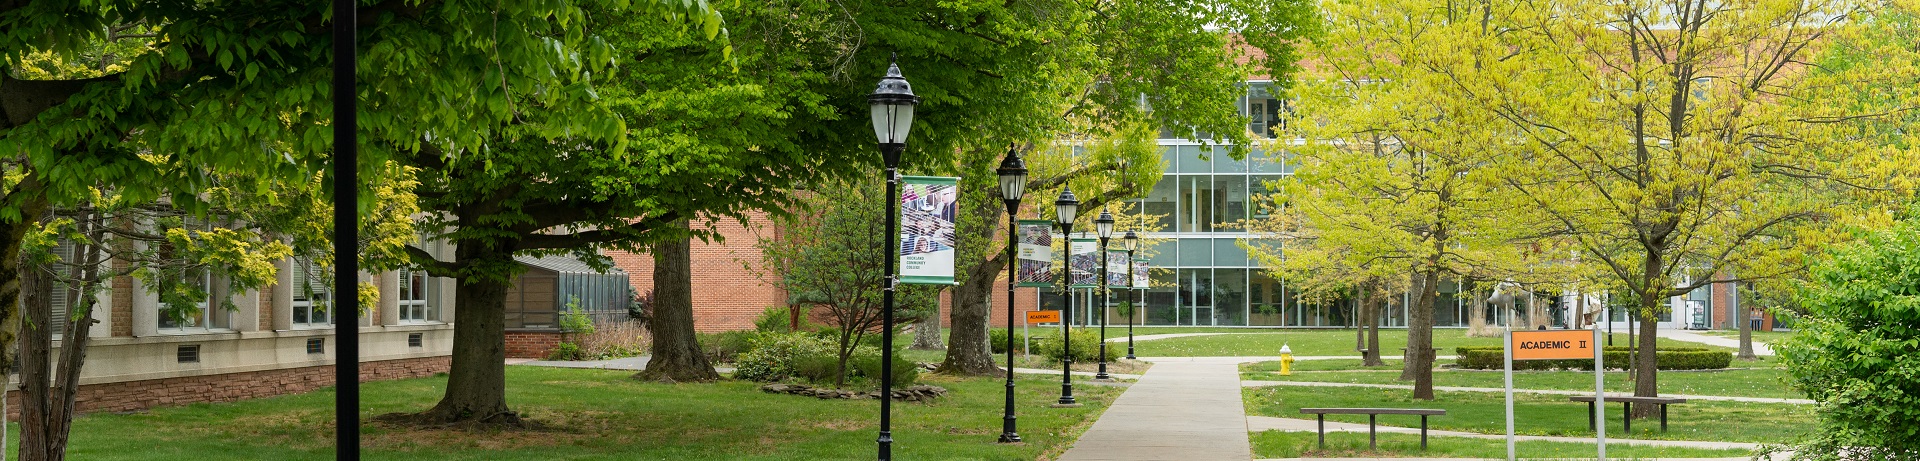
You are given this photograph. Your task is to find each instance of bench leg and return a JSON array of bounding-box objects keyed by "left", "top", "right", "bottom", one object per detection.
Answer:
[
  {"left": 1587, "top": 401, "right": 1595, "bottom": 431},
  {"left": 1317, "top": 414, "right": 1325, "bottom": 450},
  {"left": 1623, "top": 402, "right": 1631, "bottom": 433},
  {"left": 1661, "top": 404, "right": 1669, "bottom": 432},
  {"left": 1421, "top": 415, "right": 1429, "bottom": 451},
  {"left": 1368, "top": 414, "right": 1377, "bottom": 450}
]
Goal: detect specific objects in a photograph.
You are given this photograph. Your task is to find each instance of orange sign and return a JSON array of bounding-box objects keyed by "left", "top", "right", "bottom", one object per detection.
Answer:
[
  {"left": 1026, "top": 310, "right": 1061, "bottom": 324},
  {"left": 1510, "top": 330, "right": 1598, "bottom": 360}
]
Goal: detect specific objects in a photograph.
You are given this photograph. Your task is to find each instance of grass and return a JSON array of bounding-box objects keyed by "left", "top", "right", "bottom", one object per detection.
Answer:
[
  {"left": 1244, "top": 385, "right": 1810, "bottom": 444},
  {"left": 39, "top": 366, "right": 1122, "bottom": 460},
  {"left": 1249, "top": 430, "right": 1753, "bottom": 459},
  {"left": 1133, "top": 329, "right": 1731, "bottom": 357},
  {"left": 1241, "top": 364, "right": 1803, "bottom": 399}
]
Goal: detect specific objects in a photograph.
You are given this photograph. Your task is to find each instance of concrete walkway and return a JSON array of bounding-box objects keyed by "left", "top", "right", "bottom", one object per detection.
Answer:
[
  {"left": 1658, "top": 329, "right": 1775, "bottom": 356},
  {"left": 1259, "top": 458, "right": 1763, "bottom": 461},
  {"left": 1058, "top": 357, "right": 1256, "bottom": 460},
  {"left": 1242, "top": 380, "right": 1812, "bottom": 404}
]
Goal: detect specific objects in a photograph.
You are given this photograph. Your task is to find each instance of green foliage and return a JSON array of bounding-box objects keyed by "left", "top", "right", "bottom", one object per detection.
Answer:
[
  {"left": 1778, "top": 207, "right": 1920, "bottom": 459},
  {"left": 754, "top": 306, "right": 813, "bottom": 333},
  {"left": 732, "top": 333, "right": 835, "bottom": 383},
  {"left": 697, "top": 331, "right": 759, "bottom": 364},
  {"left": 558, "top": 297, "right": 596, "bottom": 335},
  {"left": 547, "top": 343, "right": 585, "bottom": 361},
  {"left": 988, "top": 328, "right": 1027, "bottom": 355},
  {"left": 1454, "top": 347, "right": 1731, "bottom": 371},
  {"left": 1032, "top": 329, "right": 1103, "bottom": 364},
  {"left": 851, "top": 353, "right": 920, "bottom": 387},
  {"left": 792, "top": 353, "right": 845, "bottom": 385}
]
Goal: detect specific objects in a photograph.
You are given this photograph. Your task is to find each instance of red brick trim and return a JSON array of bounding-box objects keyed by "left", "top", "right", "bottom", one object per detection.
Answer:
[{"left": 4, "top": 356, "right": 450, "bottom": 418}]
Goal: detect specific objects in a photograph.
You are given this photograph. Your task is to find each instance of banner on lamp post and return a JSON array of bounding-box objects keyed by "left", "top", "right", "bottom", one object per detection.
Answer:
[
  {"left": 1016, "top": 220, "right": 1055, "bottom": 287},
  {"left": 899, "top": 176, "right": 960, "bottom": 285},
  {"left": 1068, "top": 238, "right": 1098, "bottom": 288},
  {"left": 1106, "top": 250, "right": 1130, "bottom": 288},
  {"left": 1132, "top": 260, "right": 1150, "bottom": 289}
]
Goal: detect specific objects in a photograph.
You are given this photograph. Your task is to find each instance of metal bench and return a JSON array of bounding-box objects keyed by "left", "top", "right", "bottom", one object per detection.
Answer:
[
  {"left": 1569, "top": 395, "right": 1686, "bottom": 432},
  {"left": 1299, "top": 407, "right": 1447, "bottom": 450}
]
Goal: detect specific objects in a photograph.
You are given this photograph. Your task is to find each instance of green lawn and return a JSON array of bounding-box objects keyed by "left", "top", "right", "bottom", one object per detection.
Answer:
[
  {"left": 1243, "top": 361, "right": 1801, "bottom": 399},
  {"left": 1244, "top": 386, "right": 1810, "bottom": 444},
  {"left": 1250, "top": 431, "right": 1752, "bottom": 459},
  {"left": 1133, "top": 329, "right": 1730, "bottom": 357},
  {"left": 41, "top": 366, "right": 1121, "bottom": 460}
]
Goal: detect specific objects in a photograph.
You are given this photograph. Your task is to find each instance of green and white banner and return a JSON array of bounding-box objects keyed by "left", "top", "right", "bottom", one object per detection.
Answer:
[
  {"left": 1132, "top": 260, "right": 1150, "bottom": 289},
  {"left": 1016, "top": 220, "right": 1054, "bottom": 287},
  {"left": 899, "top": 176, "right": 960, "bottom": 285},
  {"left": 1106, "top": 250, "right": 1130, "bottom": 288},
  {"left": 1068, "top": 238, "right": 1098, "bottom": 288}
]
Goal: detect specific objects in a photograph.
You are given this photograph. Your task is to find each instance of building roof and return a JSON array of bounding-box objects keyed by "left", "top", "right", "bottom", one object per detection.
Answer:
[{"left": 514, "top": 254, "right": 626, "bottom": 275}]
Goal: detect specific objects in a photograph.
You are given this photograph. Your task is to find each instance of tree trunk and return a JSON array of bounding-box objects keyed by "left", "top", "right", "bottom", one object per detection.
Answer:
[
  {"left": 422, "top": 267, "right": 520, "bottom": 424},
  {"left": 910, "top": 307, "right": 943, "bottom": 350},
  {"left": 0, "top": 192, "right": 48, "bottom": 381},
  {"left": 1366, "top": 297, "right": 1383, "bottom": 367},
  {"left": 1402, "top": 269, "right": 1439, "bottom": 400},
  {"left": 933, "top": 242, "right": 998, "bottom": 376},
  {"left": 1735, "top": 289, "right": 1756, "bottom": 360},
  {"left": 635, "top": 229, "right": 720, "bottom": 383},
  {"left": 1631, "top": 254, "right": 1664, "bottom": 419},
  {"left": 19, "top": 261, "right": 51, "bottom": 461}
]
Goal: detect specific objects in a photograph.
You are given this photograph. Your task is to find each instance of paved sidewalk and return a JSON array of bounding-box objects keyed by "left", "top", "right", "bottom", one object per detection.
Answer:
[
  {"left": 1058, "top": 358, "right": 1254, "bottom": 460},
  {"left": 1258, "top": 458, "right": 1762, "bottom": 461},
  {"left": 1658, "top": 329, "right": 1775, "bottom": 356},
  {"left": 1242, "top": 380, "right": 1811, "bottom": 404}
]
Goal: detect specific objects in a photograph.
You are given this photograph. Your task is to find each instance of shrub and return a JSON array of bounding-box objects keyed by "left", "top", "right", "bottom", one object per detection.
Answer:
[
  {"left": 699, "top": 330, "right": 760, "bottom": 364},
  {"left": 988, "top": 328, "right": 1027, "bottom": 355},
  {"left": 793, "top": 353, "right": 845, "bottom": 385},
  {"left": 547, "top": 342, "right": 584, "bottom": 361},
  {"left": 733, "top": 333, "right": 835, "bottom": 382},
  {"left": 1032, "top": 329, "right": 1102, "bottom": 363},
  {"left": 851, "top": 353, "right": 920, "bottom": 386},
  {"left": 1455, "top": 347, "right": 1733, "bottom": 371},
  {"left": 576, "top": 320, "right": 648, "bottom": 360},
  {"left": 755, "top": 305, "right": 815, "bottom": 333}
]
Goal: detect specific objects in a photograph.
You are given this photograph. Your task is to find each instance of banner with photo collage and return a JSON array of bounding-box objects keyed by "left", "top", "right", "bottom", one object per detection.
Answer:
[
  {"left": 1106, "top": 250, "right": 1130, "bottom": 288},
  {"left": 1132, "top": 260, "right": 1150, "bottom": 289},
  {"left": 1015, "top": 220, "right": 1054, "bottom": 287},
  {"left": 899, "top": 176, "right": 960, "bottom": 285},
  {"left": 1068, "top": 238, "right": 1098, "bottom": 288}
]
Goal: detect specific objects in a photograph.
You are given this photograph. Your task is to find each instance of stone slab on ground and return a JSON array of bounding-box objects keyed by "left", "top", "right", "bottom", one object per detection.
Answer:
[{"left": 1058, "top": 358, "right": 1254, "bottom": 461}]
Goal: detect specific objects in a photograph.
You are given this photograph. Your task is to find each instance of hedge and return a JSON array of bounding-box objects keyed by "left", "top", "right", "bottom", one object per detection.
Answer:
[{"left": 1454, "top": 346, "right": 1731, "bottom": 371}]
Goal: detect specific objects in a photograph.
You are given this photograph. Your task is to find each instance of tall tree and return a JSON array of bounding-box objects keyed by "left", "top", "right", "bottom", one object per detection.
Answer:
[
  {"left": 927, "top": 0, "right": 1321, "bottom": 376},
  {"left": 1482, "top": 0, "right": 1919, "bottom": 416},
  {"left": 1249, "top": 0, "right": 1532, "bottom": 393}
]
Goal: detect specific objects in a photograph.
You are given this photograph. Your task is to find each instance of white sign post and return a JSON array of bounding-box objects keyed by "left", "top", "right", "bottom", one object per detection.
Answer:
[{"left": 1505, "top": 328, "right": 1606, "bottom": 460}]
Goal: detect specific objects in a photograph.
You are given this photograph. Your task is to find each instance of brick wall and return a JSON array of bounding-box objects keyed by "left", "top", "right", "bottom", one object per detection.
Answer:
[
  {"left": 505, "top": 330, "right": 563, "bottom": 359},
  {"left": 607, "top": 211, "right": 787, "bottom": 333},
  {"left": 3, "top": 356, "right": 449, "bottom": 419}
]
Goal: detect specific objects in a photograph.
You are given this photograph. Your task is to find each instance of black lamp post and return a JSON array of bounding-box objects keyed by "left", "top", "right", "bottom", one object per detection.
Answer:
[
  {"left": 331, "top": 1, "right": 362, "bottom": 459},
  {"left": 1094, "top": 209, "right": 1115, "bottom": 380},
  {"left": 869, "top": 54, "right": 918, "bottom": 461},
  {"left": 1123, "top": 230, "right": 1138, "bottom": 360},
  {"left": 995, "top": 146, "right": 1027, "bottom": 443},
  {"left": 1053, "top": 186, "right": 1079, "bottom": 406}
]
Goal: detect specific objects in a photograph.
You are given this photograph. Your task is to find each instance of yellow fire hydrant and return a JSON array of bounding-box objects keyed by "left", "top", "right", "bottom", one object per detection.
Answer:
[{"left": 1279, "top": 344, "right": 1295, "bottom": 376}]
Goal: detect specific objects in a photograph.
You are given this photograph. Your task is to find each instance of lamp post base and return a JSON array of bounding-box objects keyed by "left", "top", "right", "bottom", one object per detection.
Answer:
[
  {"left": 1095, "top": 344, "right": 1112, "bottom": 380},
  {"left": 997, "top": 429, "right": 1023, "bottom": 443},
  {"left": 1049, "top": 402, "right": 1083, "bottom": 408}
]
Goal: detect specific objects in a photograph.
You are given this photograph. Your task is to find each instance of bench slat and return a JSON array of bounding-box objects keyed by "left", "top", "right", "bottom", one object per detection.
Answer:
[{"left": 1300, "top": 408, "right": 1446, "bottom": 416}]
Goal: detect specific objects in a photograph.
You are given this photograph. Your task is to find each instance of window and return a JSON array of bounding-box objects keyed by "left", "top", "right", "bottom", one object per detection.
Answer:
[
  {"left": 398, "top": 267, "right": 434, "bottom": 322},
  {"left": 159, "top": 266, "right": 231, "bottom": 332},
  {"left": 292, "top": 258, "right": 332, "bottom": 328},
  {"left": 48, "top": 240, "right": 75, "bottom": 335}
]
